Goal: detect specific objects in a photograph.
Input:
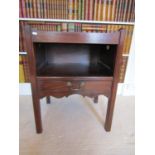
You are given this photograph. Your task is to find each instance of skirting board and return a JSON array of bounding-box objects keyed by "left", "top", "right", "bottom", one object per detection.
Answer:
[{"left": 19, "top": 83, "right": 135, "bottom": 96}]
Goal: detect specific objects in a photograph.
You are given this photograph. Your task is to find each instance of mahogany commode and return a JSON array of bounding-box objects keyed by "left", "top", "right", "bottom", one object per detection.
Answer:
[{"left": 24, "top": 25, "right": 125, "bottom": 133}]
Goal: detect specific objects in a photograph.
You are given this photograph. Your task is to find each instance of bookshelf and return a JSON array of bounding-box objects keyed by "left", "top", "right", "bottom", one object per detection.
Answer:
[{"left": 19, "top": 18, "right": 135, "bottom": 25}]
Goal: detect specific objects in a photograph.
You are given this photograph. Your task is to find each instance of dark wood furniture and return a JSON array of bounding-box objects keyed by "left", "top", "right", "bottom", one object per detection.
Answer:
[{"left": 24, "top": 25, "right": 125, "bottom": 133}]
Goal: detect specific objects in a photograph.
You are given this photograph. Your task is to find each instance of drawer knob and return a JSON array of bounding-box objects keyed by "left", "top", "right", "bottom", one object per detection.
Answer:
[
  {"left": 67, "top": 81, "right": 72, "bottom": 86},
  {"left": 80, "top": 82, "right": 85, "bottom": 87},
  {"left": 67, "top": 81, "right": 85, "bottom": 90}
]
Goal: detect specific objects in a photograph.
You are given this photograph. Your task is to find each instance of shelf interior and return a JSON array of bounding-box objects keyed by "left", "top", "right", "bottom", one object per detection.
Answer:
[{"left": 34, "top": 43, "right": 117, "bottom": 77}]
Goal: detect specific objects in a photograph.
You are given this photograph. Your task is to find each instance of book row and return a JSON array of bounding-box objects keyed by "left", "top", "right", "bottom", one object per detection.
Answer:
[{"left": 19, "top": 0, "right": 135, "bottom": 22}]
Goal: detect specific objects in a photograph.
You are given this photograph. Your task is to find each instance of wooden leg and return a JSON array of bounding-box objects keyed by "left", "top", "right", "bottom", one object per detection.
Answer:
[
  {"left": 105, "top": 93, "right": 117, "bottom": 132},
  {"left": 31, "top": 83, "right": 42, "bottom": 133},
  {"left": 46, "top": 96, "right": 51, "bottom": 104},
  {"left": 94, "top": 96, "right": 98, "bottom": 104},
  {"left": 32, "top": 96, "right": 42, "bottom": 133}
]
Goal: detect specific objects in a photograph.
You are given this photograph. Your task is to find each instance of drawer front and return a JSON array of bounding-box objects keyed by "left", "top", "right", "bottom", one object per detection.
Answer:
[
  {"left": 37, "top": 78, "right": 112, "bottom": 98},
  {"left": 38, "top": 80, "right": 69, "bottom": 92}
]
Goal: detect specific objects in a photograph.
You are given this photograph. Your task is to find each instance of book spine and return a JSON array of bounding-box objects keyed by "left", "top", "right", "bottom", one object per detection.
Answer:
[
  {"left": 97, "top": 0, "right": 102, "bottom": 21},
  {"left": 105, "top": 0, "right": 109, "bottom": 21},
  {"left": 74, "top": 0, "right": 78, "bottom": 19},
  {"left": 65, "top": 0, "right": 67, "bottom": 19},
  {"left": 19, "top": 23, "right": 22, "bottom": 51},
  {"left": 40, "top": 0, "right": 43, "bottom": 18},
  {"left": 89, "top": 0, "right": 94, "bottom": 20},
  {"left": 117, "top": 0, "right": 122, "bottom": 21},
  {"left": 68, "top": 23, "right": 75, "bottom": 32},
  {"left": 44, "top": 0, "right": 47, "bottom": 18},
  {"left": 57, "top": 23, "right": 60, "bottom": 31},
  {"left": 107, "top": 24, "right": 111, "bottom": 32},
  {"left": 77, "top": 23, "right": 79, "bottom": 32},
  {"left": 93, "top": 0, "right": 97, "bottom": 20},
  {"left": 48, "top": 23, "right": 51, "bottom": 31},
  {"left": 60, "top": 0, "right": 62, "bottom": 19},
  {"left": 51, "top": 0, "right": 54, "bottom": 18},
  {"left": 29, "top": 0, "right": 33, "bottom": 17},
  {"left": 119, "top": 56, "right": 128, "bottom": 82},
  {"left": 19, "top": 55, "right": 26, "bottom": 83},
  {"left": 126, "top": 0, "right": 132, "bottom": 21},
  {"left": 74, "top": 23, "right": 77, "bottom": 32},
  {"left": 122, "top": 25, "right": 127, "bottom": 54},
  {"left": 43, "top": 0, "right": 45, "bottom": 18},
  {"left": 72, "top": 0, "right": 74, "bottom": 19},
  {"left": 43, "top": 23, "right": 45, "bottom": 31},
  {"left": 33, "top": 0, "right": 37, "bottom": 18},
  {"left": 56, "top": 0, "right": 58, "bottom": 19},
  {"left": 124, "top": 25, "right": 128, "bottom": 54},
  {"left": 81, "top": 0, "right": 85, "bottom": 20},
  {"left": 119, "top": 0, "right": 123, "bottom": 21},
  {"left": 88, "top": 0, "right": 91, "bottom": 20},
  {"left": 45, "top": 23, "right": 47, "bottom": 31},
  {"left": 48, "top": 0, "right": 51, "bottom": 18},
  {"left": 114, "top": 0, "right": 119, "bottom": 21},
  {"left": 78, "top": 0, "right": 81, "bottom": 20},
  {"left": 111, "top": 0, "right": 116, "bottom": 21},
  {"left": 110, "top": 24, "right": 114, "bottom": 32},
  {"left": 107, "top": 0, "right": 113, "bottom": 21},
  {"left": 55, "top": 0, "right": 57, "bottom": 19},
  {"left": 81, "top": 24, "right": 86, "bottom": 32},
  {"left": 126, "top": 26, "right": 133, "bottom": 54},
  {"left": 25, "top": 0, "right": 30, "bottom": 17},
  {"left": 62, "top": 23, "right": 67, "bottom": 32},
  {"left": 60, "top": 0, "right": 63, "bottom": 19},
  {"left": 57, "top": 0, "right": 59, "bottom": 19},
  {"left": 102, "top": 0, "right": 106, "bottom": 21},
  {"left": 20, "top": 22, "right": 30, "bottom": 82},
  {"left": 65, "top": 0, "right": 68, "bottom": 19},
  {"left": 129, "top": 0, "right": 134, "bottom": 22},
  {"left": 45, "top": 24, "right": 47, "bottom": 31},
  {"left": 79, "top": 23, "right": 82, "bottom": 32},
  {"left": 46, "top": 0, "right": 49, "bottom": 18},
  {"left": 68, "top": 0, "right": 73, "bottom": 19},
  {"left": 53, "top": 0, "right": 56, "bottom": 19},
  {"left": 49, "top": 24, "right": 51, "bottom": 31},
  {"left": 35, "top": 0, "right": 38, "bottom": 18},
  {"left": 19, "top": 0, "right": 22, "bottom": 17},
  {"left": 50, "top": 0, "right": 53, "bottom": 18},
  {"left": 122, "top": 0, "right": 128, "bottom": 21},
  {"left": 99, "top": 0, "right": 104, "bottom": 21},
  {"left": 84, "top": 0, "right": 88, "bottom": 20},
  {"left": 58, "top": 0, "right": 60, "bottom": 19},
  {"left": 63, "top": 0, "right": 65, "bottom": 19},
  {"left": 21, "top": 0, "right": 26, "bottom": 17},
  {"left": 131, "top": 0, "right": 135, "bottom": 22},
  {"left": 120, "top": 0, "right": 126, "bottom": 21},
  {"left": 57, "top": 0, "right": 62, "bottom": 19},
  {"left": 37, "top": 0, "right": 40, "bottom": 18}
]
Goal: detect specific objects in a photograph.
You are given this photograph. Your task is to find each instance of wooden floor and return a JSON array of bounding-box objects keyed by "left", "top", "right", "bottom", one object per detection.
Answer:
[{"left": 19, "top": 95, "right": 134, "bottom": 155}]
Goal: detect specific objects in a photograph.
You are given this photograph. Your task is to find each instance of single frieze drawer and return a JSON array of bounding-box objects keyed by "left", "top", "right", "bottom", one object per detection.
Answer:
[{"left": 37, "top": 78, "right": 113, "bottom": 98}]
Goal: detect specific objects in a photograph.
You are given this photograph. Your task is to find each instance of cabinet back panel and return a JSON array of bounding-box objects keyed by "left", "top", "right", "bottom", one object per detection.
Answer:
[{"left": 45, "top": 44, "right": 90, "bottom": 65}]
